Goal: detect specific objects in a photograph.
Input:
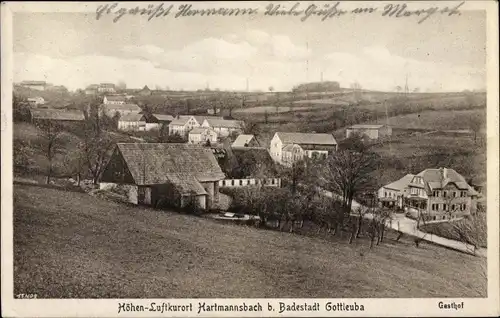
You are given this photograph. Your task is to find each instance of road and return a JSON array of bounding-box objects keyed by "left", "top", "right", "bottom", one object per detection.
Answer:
[{"left": 319, "top": 188, "right": 486, "bottom": 258}]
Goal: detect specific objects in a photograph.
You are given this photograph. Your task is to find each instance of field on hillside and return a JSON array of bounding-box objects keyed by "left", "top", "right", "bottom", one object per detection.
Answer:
[
  {"left": 368, "top": 109, "right": 485, "bottom": 131},
  {"left": 14, "top": 183, "right": 486, "bottom": 298},
  {"left": 371, "top": 133, "right": 486, "bottom": 187}
]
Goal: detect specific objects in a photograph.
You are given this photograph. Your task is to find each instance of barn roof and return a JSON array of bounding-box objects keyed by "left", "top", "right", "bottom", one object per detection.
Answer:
[
  {"left": 105, "top": 95, "right": 126, "bottom": 102},
  {"left": 349, "top": 124, "right": 386, "bottom": 129},
  {"left": 103, "top": 103, "right": 142, "bottom": 112},
  {"left": 189, "top": 127, "right": 214, "bottom": 134},
  {"left": 116, "top": 143, "right": 225, "bottom": 185},
  {"left": 204, "top": 118, "right": 243, "bottom": 129},
  {"left": 414, "top": 168, "right": 477, "bottom": 194},
  {"left": 119, "top": 113, "right": 145, "bottom": 122},
  {"left": 178, "top": 115, "right": 224, "bottom": 125},
  {"left": 166, "top": 173, "right": 208, "bottom": 196},
  {"left": 30, "top": 109, "right": 85, "bottom": 121},
  {"left": 276, "top": 132, "right": 337, "bottom": 145},
  {"left": 152, "top": 114, "right": 175, "bottom": 122},
  {"left": 232, "top": 134, "right": 256, "bottom": 147},
  {"left": 382, "top": 174, "right": 415, "bottom": 191}
]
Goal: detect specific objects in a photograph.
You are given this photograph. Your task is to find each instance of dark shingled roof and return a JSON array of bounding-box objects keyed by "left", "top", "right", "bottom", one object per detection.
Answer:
[
  {"left": 413, "top": 168, "right": 478, "bottom": 195},
  {"left": 31, "top": 109, "right": 85, "bottom": 121},
  {"left": 103, "top": 103, "right": 142, "bottom": 112},
  {"left": 116, "top": 143, "right": 225, "bottom": 185},
  {"left": 276, "top": 132, "right": 337, "bottom": 145},
  {"left": 119, "top": 113, "right": 146, "bottom": 122},
  {"left": 153, "top": 114, "right": 175, "bottom": 122},
  {"left": 105, "top": 95, "right": 127, "bottom": 102}
]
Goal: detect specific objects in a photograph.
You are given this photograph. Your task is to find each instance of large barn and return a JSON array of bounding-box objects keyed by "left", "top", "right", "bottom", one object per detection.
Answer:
[{"left": 99, "top": 143, "right": 226, "bottom": 210}]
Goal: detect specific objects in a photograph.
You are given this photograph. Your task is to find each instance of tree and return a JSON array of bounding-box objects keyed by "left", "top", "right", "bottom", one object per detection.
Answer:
[
  {"left": 350, "top": 82, "right": 362, "bottom": 103},
  {"left": 35, "top": 120, "right": 64, "bottom": 184},
  {"left": 321, "top": 145, "right": 379, "bottom": 235},
  {"left": 275, "top": 92, "right": 280, "bottom": 113},
  {"left": 117, "top": 81, "right": 127, "bottom": 91},
  {"left": 268, "top": 86, "right": 274, "bottom": 93},
  {"left": 469, "top": 113, "right": 483, "bottom": 143},
  {"left": 395, "top": 86, "right": 402, "bottom": 93},
  {"left": 13, "top": 94, "right": 30, "bottom": 122},
  {"left": 80, "top": 120, "right": 114, "bottom": 185}
]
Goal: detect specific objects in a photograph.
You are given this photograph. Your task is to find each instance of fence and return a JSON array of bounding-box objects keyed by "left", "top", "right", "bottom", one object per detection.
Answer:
[{"left": 218, "top": 178, "right": 281, "bottom": 188}]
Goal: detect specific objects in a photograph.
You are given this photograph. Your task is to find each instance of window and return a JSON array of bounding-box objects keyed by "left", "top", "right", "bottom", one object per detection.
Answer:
[
  {"left": 443, "top": 204, "right": 448, "bottom": 211},
  {"left": 451, "top": 204, "right": 455, "bottom": 211},
  {"left": 410, "top": 187, "right": 418, "bottom": 195},
  {"left": 452, "top": 191, "right": 457, "bottom": 197},
  {"left": 443, "top": 191, "right": 447, "bottom": 198},
  {"left": 384, "top": 192, "right": 387, "bottom": 197}
]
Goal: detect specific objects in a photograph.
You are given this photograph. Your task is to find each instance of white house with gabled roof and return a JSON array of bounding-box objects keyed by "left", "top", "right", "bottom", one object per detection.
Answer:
[{"left": 270, "top": 132, "right": 338, "bottom": 165}]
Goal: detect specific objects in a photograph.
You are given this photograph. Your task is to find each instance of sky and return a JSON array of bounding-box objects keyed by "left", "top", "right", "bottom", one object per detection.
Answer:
[{"left": 12, "top": 2, "right": 486, "bottom": 92}]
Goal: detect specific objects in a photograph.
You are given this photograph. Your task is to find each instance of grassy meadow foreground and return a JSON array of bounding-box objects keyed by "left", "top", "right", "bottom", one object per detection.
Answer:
[{"left": 14, "top": 183, "right": 487, "bottom": 298}]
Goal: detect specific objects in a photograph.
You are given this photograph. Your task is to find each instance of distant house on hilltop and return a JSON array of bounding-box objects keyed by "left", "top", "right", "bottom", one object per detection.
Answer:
[
  {"left": 270, "top": 132, "right": 338, "bottom": 166},
  {"left": 346, "top": 124, "right": 392, "bottom": 140},
  {"left": 99, "top": 143, "right": 226, "bottom": 210},
  {"left": 85, "top": 84, "right": 99, "bottom": 95},
  {"left": 20, "top": 81, "right": 47, "bottom": 91},
  {"left": 292, "top": 81, "right": 340, "bottom": 93},
  {"left": 98, "top": 83, "right": 116, "bottom": 94}
]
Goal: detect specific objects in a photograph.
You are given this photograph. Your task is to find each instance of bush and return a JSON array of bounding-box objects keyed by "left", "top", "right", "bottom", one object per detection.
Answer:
[{"left": 182, "top": 196, "right": 203, "bottom": 216}]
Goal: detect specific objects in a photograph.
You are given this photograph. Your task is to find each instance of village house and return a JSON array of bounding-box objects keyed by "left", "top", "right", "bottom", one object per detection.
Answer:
[
  {"left": 99, "top": 143, "right": 226, "bottom": 210},
  {"left": 20, "top": 80, "right": 46, "bottom": 91},
  {"left": 117, "top": 113, "right": 147, "bottom": 131},
  {"left": 168, "top": 115, "right": 224, "bottom": 137},
  {"left": 98, "top": 83, "right": 116, "bottom": 93},
  {"left": 269, "top": 132, "right": 338, "bottom": 165},
  {"left": 377, "top": 174, "right": 415, "bottom": 209},
  {"left": 188, "top": 127, "right": 218, "bottom": 145},
  {"left": 27, "top": 97, "right": 45, "bottom": 106},
  {"left": 201, "top": 118, "right": 244, "bottom": 138},
  {"left": 382, "top": 168, "right": 480, "bottom": 221},
  {"left": 103, "top": 95, "right": 127, "bottom": 105},
  {"left": 30, "top": 108, "right": 85, "bottom": 124},
  {"left": 231, "top": 134, "right": 260, "bottom": 148},
  {"left": 150, "top": 114, "right": 175, "bottom": 132},
  {"left": 100, "top": 103, "right": 142, "bottom": 118},
  {"left": 345, "top": 124, "right": 392, "bottom": 140},
  {"left": 85, "top": 84, "right": 99, "bottom": 95}
]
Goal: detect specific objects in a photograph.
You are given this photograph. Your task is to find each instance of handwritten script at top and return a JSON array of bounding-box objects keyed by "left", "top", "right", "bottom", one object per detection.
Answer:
[{"left": 96, "top": 1, "right": 464, "bottom": 24}]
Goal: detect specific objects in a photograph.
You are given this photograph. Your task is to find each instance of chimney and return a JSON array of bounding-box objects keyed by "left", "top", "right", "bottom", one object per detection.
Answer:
[{"left": 443, "top": 167, "right": 448, "bottom": 179}]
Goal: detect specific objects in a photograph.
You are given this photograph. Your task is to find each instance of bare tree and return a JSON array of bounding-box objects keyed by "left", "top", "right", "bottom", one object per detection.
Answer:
[
  {"left": 80, "top": 121, "right": 115, "bottom": 185},
  {"left": 321, "top": 139, "right": 379, "bottom": 235},
  {"left": 36, "top": 120, "right": 64, "bottom": 184},
  {"left": 469, "top": 113, "right": 483, "bottom": 144}
]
